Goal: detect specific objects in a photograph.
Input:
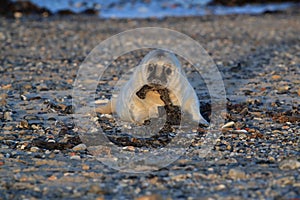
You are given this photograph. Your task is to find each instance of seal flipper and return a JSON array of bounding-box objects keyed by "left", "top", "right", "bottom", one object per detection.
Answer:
[{"left": 95, "top": 98, "right": 116, "bottom": 114}]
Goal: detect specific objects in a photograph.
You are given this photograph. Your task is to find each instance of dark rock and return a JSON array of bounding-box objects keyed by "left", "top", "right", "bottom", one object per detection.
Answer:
[
  {"left": 57, "top": 9, "right": 76, "bottom": 15},
  {"left": 81, "top": 9, "right": 99, "bottom": 15},
  {"left": 209, "top": 0, "right": 298, "bottom": 6},
  {"left": 0, "top": 0, "right": 51, "bottom": 17},
  {"left": 31, "top": 136, "right": 81, "bottom": 150}
]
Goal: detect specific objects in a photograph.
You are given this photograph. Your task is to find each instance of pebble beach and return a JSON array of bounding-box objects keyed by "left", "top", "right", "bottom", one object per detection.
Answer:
[{"left": 0, "top": 6, "right": 300, "bottom": 200}]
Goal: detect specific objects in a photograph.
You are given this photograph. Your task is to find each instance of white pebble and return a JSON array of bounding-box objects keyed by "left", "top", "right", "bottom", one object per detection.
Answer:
[
  {"left": 221, "top": 121, "right": 235, "bottom": 129},
  {"left": 232, "top": 129, "right": 248, "bottom": 134},
  {"left": 30, "top": 147, "right": 40, "bottom": 152},
  {"left": 70, "top": 155, "right": 81, "bottom": 160}
]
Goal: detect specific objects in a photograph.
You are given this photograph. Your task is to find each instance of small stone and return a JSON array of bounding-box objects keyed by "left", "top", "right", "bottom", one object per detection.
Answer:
[
  {"left": 89, "top": 184, "right": 107, "bottom": 195},
  {"left": 216, "top": 158, "right": 238, "bottom": 165},
  {"left": 14, "top": 12, "right": 22, "bottom": 18},
  {"left": 3, "top": 112, "right": 12, "bottom": 121},
  {"left": 45, "top": 150, "right": 52, "bottom": 154},
  {"left": 232, "top": 129, "right": 248, "bottom": 134},
  {"left": 297, "top": 88, "right": 300, "bottom": 96},
  {"left": 268, "top": 156, "right": 275, "bottom": 162},
  {"left": 279, "top": 159, "right": 300, "bottom": 170},
  {"left": 271, "top": 75, "right": 281, "bottom": 80},
  {"left": 207, "top": 167, "right": 214, "bottom": 172},
  {"left": 0, "top": 32, "right": 5, "bottom": 40},
  {"left": 23, "top": 84, "right": 32, "bottom": 90},
  {"left": 31, "top": 124, "right": 40, "bottom": 130},
  {"left": 69, "top": 152, "right": 76, "bottom": 156},
  {"left": 123, "top": 146, "right": 135, "bottom": 151},
  {"left": 222, "top": 121, "right": 235, "bottom": 129},
  {"left": 70, "top": 155, "right": 81, "bottom": 160},
  {"left": 58, "top": 104, "right": 67, "bottom": 111},
  {"left": 215, "top": 184, "right": 226, "bottom": 190},
  {"left": 293, "top": 183, "right": 300, "bottom": 187},
  {"left": 1, "top": 84, "right": 12, "bottom": 90},
  {"left": 239, "top": 107, "right": 248, "bottom": 115},
  {"left": 66, "top": 79, "right": 73, "bottom": 84},
  {"left": 276, "top": 85, "right": 290, "bottom": 94},
  {"left": 239, "top": 133, "right": 247, "bottom": 140},
  {"left": 228, "top": 168, "right": 246, "bottom": 180},
  {"left": 82, "top": 164, "right": 90, "bottom": 170},
  {"left": 171, "top": 174, "right": 191, "bottom": 181},
  {"left": 3, "top": 126, "right": 13, "bottom": 131},
  {"left": 136, "top": 194, "right": 163, "bottom": 200},
  {"left": 272, "top": 130, "right": 282, "bottom": 134},
  {"left": 36, "top": 84, "right": 48, "bottom": 91},
  {"left": 48, "top": 175, "right": 57, "bottom": 181},
  {"left": 19, "top": 120, "right": 29, "bottom": 129},
  {"left": 53, "top": 150, "right": 60, "bottom": 154},
  {"left": 274, "top": 176, "right": 295, "bottom": 186},
  {"left": 30, "top": 147, "right": 40, "bottom": 152},
  {"left": 48, "top": 153, "right": 55, "bottom": 159},
  {"left": 72, "top": 143, "right": 87, "bottom": 151},
  {"left": 20, "top": 95, "right": 27, "bottom": 101},
  {"left": 20, "top": 144, "right": 27, "bottom": 150},
  {"left": 0, "top": 93, "right": 7, "bottom": 106}
]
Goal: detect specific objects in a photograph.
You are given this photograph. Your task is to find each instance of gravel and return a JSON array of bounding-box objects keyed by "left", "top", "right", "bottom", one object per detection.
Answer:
[{"left": 0, "top": 10, "right": 300, "bottom": 199}]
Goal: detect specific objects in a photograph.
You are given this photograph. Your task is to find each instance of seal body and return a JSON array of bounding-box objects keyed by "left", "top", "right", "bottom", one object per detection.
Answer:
[{"left": 96, "top": 49, "right": 208, "bottom": 126}]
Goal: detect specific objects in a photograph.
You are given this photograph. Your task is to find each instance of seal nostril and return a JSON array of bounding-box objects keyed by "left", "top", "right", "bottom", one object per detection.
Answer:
[{"left": 152, "top": 79, "right": 160, "bottom": 84}]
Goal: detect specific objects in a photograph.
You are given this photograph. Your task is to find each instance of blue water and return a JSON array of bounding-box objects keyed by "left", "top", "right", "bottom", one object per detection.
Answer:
[{"left": 26, "top": 0, "right": 296, "bottom": 18}]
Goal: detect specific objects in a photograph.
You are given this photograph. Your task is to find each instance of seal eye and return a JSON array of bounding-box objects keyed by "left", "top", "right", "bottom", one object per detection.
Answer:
[
  {"left": 148, "top": 64, "right": 154, "bottom": 72},
  {"left": 166, "top": 68, "right": 172, "bottom": 75}
]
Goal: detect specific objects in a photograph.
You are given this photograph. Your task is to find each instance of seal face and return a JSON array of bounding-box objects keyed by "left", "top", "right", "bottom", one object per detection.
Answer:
[
  {"left": 147, "top": 63, "right": 169, "bottom": 86},
  {"left": 96, "top": 49, "right": 209, "bottom": 126},
  {"left": 142, "top": 50, "right": 179, "bottom": 87}
]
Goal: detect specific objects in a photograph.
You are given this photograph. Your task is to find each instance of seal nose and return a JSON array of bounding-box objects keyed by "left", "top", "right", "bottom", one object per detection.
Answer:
[{"left": 151, "top": 79, "right": 162, "bottom": 85}]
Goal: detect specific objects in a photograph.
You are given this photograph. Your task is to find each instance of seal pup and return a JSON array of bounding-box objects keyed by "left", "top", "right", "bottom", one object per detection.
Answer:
[{"left": 96, "top": 49, "right": 209, "bottom": 126}]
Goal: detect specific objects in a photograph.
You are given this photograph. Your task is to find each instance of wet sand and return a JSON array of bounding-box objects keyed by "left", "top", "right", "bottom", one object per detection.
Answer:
[{"left": 0, "top": 11, "right": 300, "bottom": 199}]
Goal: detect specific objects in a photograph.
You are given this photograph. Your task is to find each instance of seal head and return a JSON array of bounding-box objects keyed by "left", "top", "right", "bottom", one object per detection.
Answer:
[{"left": 140, "top": 50, "right": 182, "bottom": 89}]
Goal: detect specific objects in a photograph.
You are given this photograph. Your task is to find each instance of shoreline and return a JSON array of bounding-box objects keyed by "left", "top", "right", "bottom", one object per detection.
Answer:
[{"left": 1, "top": 0, "right": 299, "bottom": 19}]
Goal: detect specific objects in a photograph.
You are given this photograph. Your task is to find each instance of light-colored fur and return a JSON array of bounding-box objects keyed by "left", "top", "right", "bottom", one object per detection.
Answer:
[{"left": 96, "top": 50, "right": 208, "bottom": 126}]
